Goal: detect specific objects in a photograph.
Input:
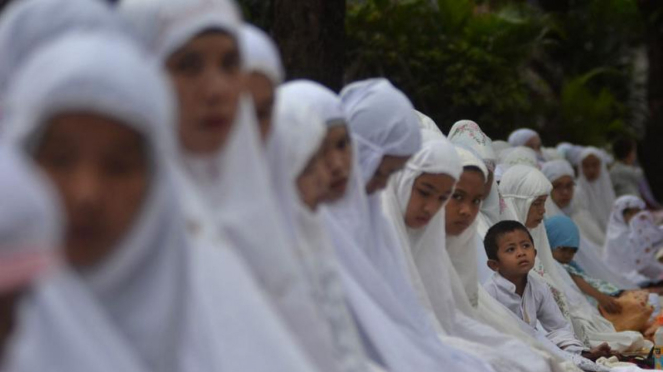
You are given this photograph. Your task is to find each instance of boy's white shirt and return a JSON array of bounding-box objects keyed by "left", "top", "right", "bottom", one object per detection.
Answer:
[{"left": 484, "top": 272, "right": 585, "bottom": 354}]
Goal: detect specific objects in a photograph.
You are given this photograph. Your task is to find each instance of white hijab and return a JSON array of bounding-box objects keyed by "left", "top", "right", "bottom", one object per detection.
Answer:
[
  {"left": 576, "top": 147, "right": 616, "bottom": 235},
  {"left": 447, "top": 120, "right": 504, "bottom": 236},
  {"left": 499, "top": 146, "right": 540, "bottom": 170},
  {"left": 324, "top": 79, "right": 494, "bottom": 372},
  {"left": 603, "top": 195, "right": 663, "bottom": 283},
  {"left": 508, "top": 128, "right": 539, "bottom": 147},
  {"left": 119, "top": 3, "right": 339, "bottom": 370},
  {"left": 2, "top": 32, "right": 316, "bottom": 372},
  {"left": 500, "top": 166, "right": 645, "bottom": 352},
  {"left": 273, "top": 81, "right": 372, "bottom": 372},
  {"left": 542, "top": 160, "right": 638, "bottom": 290},
  {"left": 239, "top": 24, "right": 284, "bottom": 85}
]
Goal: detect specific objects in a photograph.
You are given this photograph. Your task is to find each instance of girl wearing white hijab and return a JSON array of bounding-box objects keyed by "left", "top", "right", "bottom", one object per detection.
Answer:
[
  {"left": 2, "top": 32, "right": 316, "bottom": 372},
  {"left": 499, "top": 166, "right": 646, "bottom": 354},
  {"left": 542, "top": 160, "right": 639, "bottom": 289},
  {"left": 272, "top": 80, "right": 379, "bottom": 372},
  {"left": 119, "top": 2, "right": 341, "bottom": 370},
  {"left": 576, "top": 147, "right": 617, "bottom": 245},
  {"left": 325, "top": 78, "right": 494, "bottom": 372},
  {"left": 239, "top": 24, "right": 284, "bottom": 141},
  {"left": 603, "top": 196, "right": 663, "bottom": 285},
  {"left": 381, "top": 136, "right": 564, "bottom": 372}
]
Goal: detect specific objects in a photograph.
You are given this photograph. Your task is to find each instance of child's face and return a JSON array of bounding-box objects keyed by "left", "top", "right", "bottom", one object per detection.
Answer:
[
  {"left": 445, "top": 169, "right": 485, "bottom": 236},
  {"left": 581, "top": 154, "right": 601, "bottom": 182},
  {"left": 365, "top": 155, "right": 410, "bottom": 195},
  {"left": 297, "top": 147, "right": 330, "bottom": 211},
  {"left": 166, "top": 31, "right": 242, "bottom": 155},
  {"left": 404, "top": 172, "right": 455, "bottom": 229},
  {"left": 525, "top": 135, "right": 542, "bottom": 154},
  {"left": 623, "top": 207, "right": 642, "bottom": 225},
  {"left": 552, "top": 246, "right": 577, "bottom": 265},
  {"left": 525, "top": 195, "right": 547, "bottom": 228},
  {"left": 321, "top": 125, "right": 352, "bottom": 202},
  {"left": 490, "top": 229, "right": 536, "bottom": 278},
  {"left": 35, "top": 113, "right": 149, "bottom": 268},
  {"left": 550, "top": 175, "right": 574, "bottom": 209}
]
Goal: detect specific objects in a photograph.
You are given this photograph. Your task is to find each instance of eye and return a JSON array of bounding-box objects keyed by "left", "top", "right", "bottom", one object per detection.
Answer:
[
  {"left": 418, "top": 189, "right": 430, "bottom": 198},
  {"left": 439, "top": 195, "right": 449, "bottom": 203},
  {"left": 220, "top": 50, "right": 240, "bottom": 74},
  {"left": 452, "top": 193, "right": 462, "bottom": 201},
  {"left": 173, "top": 53, "right": 203, "bottom": 75},
  {"left": 523, "top": 243, "right": 531, "bottom": 249},
  {"left": 505, "top": 247, "right": 514, "bottom": 253},
  {"left": 473, "top": 198, "right": 482, "bottom": 205}
]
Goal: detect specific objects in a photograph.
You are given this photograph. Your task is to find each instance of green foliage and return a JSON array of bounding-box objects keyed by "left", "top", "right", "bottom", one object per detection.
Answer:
[{"left": 345, "top": 0, "right": 644, "bottom": 145}]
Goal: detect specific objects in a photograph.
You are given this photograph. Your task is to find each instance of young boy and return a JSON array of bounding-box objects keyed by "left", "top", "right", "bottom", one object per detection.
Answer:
[{"left": 483, "top": 220, "right": 611, "bottom": 360}]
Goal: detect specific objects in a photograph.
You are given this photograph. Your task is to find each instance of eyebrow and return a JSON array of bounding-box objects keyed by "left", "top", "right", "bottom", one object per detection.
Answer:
[{"left": 420, "top": 182, "right": 438, "bottom": 192}]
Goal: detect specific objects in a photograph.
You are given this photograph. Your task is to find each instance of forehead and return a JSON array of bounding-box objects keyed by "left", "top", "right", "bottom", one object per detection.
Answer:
[{"left": 497, "top": 229, "right": 531, "bottom": 246}]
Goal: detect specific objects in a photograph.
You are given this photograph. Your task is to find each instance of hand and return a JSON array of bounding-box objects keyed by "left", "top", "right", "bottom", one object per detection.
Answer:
[
  {"left": 582, "top": 343, "right": 613, "bottom": 361},
  {"left": 598, "top": 295, "right": 622, "bottom": 314}
]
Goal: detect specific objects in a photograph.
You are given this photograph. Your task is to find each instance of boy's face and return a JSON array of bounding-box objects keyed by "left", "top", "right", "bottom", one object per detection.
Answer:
[
  {"left": 488, "top": 229, "right": 536, "bottom": 278},
  {"left": 551, "top": 246, "right": 577, "bottom": 265}
]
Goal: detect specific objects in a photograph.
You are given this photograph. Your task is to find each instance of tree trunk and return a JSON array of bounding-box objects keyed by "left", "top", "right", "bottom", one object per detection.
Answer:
[
  {"left": 638, "top": 0, "right": 663, "bottom": 201},
  {"left": 271, "top": 0, "right": 346, "bottom": 92}
]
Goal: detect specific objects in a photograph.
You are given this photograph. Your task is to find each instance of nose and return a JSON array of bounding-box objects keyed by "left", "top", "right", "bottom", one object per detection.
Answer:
[
  {"left": 70, "top": 164, "right": 103, "bottom": 212},
  {"left": 316, "top": 161, "right": 331, "bottom": 197},
  {"left": 201, "top": 68, "right": 233, "bottom": 106},
  {"left": 327, "top": 151, "right": 343, "bottom": 175},
  {"left": 459, "top": 202, "right": 470, "bottom": 217}
]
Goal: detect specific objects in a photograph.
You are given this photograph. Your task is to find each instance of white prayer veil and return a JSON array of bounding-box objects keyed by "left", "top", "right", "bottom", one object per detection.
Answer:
[
  {"left": 2, "top": 32, "right": 316, "bottom": 372},
  {"left": 499, "top": 146, "right": 540, "bottom": 170},
  {"left": 119, "top": 3, "right": 339, "bottom": 370},
  {"left": 508, "top": 128, "right": 539, "bottom": 147},
  {"left": 324, "top": 79, "right": 494, "bottom": 372},
  {"left": 273, "top": 80, "right": 373, "bottom": 372},
  {"left": 239, "top": 24, "right": 284, "bottom": 86},
  {"left": 492, "top": 140, "right": 512, "bottom": 154},
  {"left": 500, "top": 166, "right": 645, "bottom": 352},
  {"left": 542, "top": 160, "right": 638, "bottom": 290},
  {"left": 447, "top": 120, "right": 504, "bottom": 237},
  {"left": 0, "top": 0, "right": 124, "bottom": 107},
  {"left": 414, "top": 110, "right": 443, "bottom": 135},
  {"left": 576, "top": 147, "right": 616, "bottom": 237},
  {"left": 603, "top": 195, "right": 663, "bottom": 283}
]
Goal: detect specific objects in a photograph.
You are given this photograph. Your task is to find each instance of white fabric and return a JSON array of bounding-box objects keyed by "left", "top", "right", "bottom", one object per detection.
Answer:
[
  {"left": 576, "top": 147, "right": 616, "bottom": 235},
  {"left": 273, "top": 80, "right": 373, "bottom": 372},
  {"left": 120, "top": 3, "right": 341, "bottom": 370},
  {"left": 239, "top": 24, "right": 284, "bottom": 85},
  {"left": 500, "top": 165, "right": 645, "bottom": 352},
  {"left": 492, "top": 140, "right": 512, "bottom": 154},
  {"left": 603, "top": 196, "right": 663, "bottom": 284},
  {"left": 508, "top": 128, "right": 539, "bottom": 147},
  {"left": 324, "top": 83, "right": 495, "bottom": 372},
  {"left": 415, "top": 110, "right": 443, "bottom": 136},
  {"left": 0, "top": 0, "right": 123, "bottom": 103},
  {"left": 340, "top": 79, "right": 421, "bottom": 182},
  {"left": 484, "top": 272, "right": 584, "bottom": 353},
  {"left": 381, "top": 139, "right": 563, "bottom": 372},
  {"left": 542, "top": 162, "right": 639, "bottom": 290},
  {"left": 499, "top": 146, "right": 540, "bottom": 170},
  {"left": 2, "top": 32, "right": 316, "bottom": 372}
]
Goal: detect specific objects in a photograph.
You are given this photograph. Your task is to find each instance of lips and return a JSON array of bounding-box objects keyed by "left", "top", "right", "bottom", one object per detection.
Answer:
[
  {"left": 200, "top": 115, "right": 231, "bottom": 130},
  {"left": 518, "top": 260, "right": 530, "bottom": 267},
  {"left": 330, "top": 177, "right": 348, "bottom": 192},
  {"left": 416, "top": 216, "right": 431, "bottom": 225},
  {"left": 454, "top": 220, "right": 470, "bottom": 229}
]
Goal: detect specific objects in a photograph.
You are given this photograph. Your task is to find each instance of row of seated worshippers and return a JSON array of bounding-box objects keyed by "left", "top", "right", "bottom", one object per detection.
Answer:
[{"left": 0, "top": 0, "right": 659, "bottom": 372}]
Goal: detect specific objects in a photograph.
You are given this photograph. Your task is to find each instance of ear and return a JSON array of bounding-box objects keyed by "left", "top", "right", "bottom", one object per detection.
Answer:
[{"left": 487, "top": 259, "right": 500, "bottom": 272}]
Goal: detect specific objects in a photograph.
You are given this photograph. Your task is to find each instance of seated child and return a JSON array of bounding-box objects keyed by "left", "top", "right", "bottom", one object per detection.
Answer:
[
  {"left": 544, "top": 215, "right": 623, "bottom": 314},
  {"left": 483, "top": 220, "right": 612, "bottom": 360}
]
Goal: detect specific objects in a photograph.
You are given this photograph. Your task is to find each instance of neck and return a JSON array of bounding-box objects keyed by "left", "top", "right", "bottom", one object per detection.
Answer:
[{"left": 501, "top": 271, "right": 528, "bottom": 297}]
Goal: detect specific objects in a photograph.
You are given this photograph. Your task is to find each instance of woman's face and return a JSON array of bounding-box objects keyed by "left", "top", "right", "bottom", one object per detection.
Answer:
[
  {"left": 365, "top": 155, "right": 410, "bottom": 195},
  {"left": 404, "top": 173, "right": 455, "bottom": 229},
  {"left": 445, "top": 169, "right": 485, "bottom": 236},
  {"left": 297, "top": 148, "right": 331, "bottom": 211},
  {"left": 245, "top": 72, "right": 275, "bottom": 142},
  {"left": 322, "top": 125, "right": 352, "bottom": 202},
  {"left": 581, "top": 154, "right": 602, "bottom": 182},
  {"left": 551, "top": 175, "right": 575, "bottom": 209},
  {"left": 525, "top": 195, "right": 548, "bottom": 228},
  {"left": 166, "top": 31, "right": 242, "bottom": 155},
  {"left": 35, "top": 113, "right": 148, "bottom": 268},
  {"left": 525, "top": 135, "right": 542, "bottom": 153}
]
